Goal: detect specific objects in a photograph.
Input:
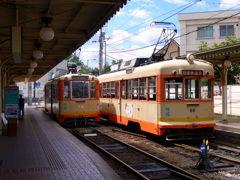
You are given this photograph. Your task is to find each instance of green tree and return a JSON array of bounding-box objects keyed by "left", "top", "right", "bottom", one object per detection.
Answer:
[
  {"left": 198, "top": 35, "right": 240, "bottom": 84},
  {"left": 65, "top": 53, "right": 99, "bottom": 75}
]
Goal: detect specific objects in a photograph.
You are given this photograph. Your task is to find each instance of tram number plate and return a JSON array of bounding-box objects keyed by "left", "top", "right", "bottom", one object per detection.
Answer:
[{"left": 72, "top": 76, "right": 88, "bottom": 80}]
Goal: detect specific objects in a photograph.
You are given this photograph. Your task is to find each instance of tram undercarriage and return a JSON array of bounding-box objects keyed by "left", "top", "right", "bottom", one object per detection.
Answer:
[
  {"left": 64, "top": 117, "right": 95, "bottom": 127},
  {"left": 165, "top": 128, "right": 215, "bottom": 141}
]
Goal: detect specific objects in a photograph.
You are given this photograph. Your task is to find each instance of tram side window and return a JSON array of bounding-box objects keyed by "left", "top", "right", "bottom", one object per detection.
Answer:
[
  {"left": 111, "top": 82, "right": 115, "bottom": 98},
  {"left": 185, "top": 78, "right": 199, "bottom": 100},
  {"left": 148, "top": 77, "right": 156, "bottom": 100},
  {"left": 116, "top": 82, "right": 119, "bottom": 99},
  {"left": 132, "top": 79, "right": 138, "bottom": 99},
  {"left": 126, "top": 80, "right": 131, "bottom": 99},
  {"left": 63, "top": 82, "right": 70, "bottom": 99},
  {"left": 90, "top": 81, "right": 96, "bottom": 99},
  {"left": 165, "top": 78, "right": 182, "bottom": 100},
  {"left": 103, "top": 83, "right": 106, "bottom": 98},
  {"left": 122, "top": 81, "right": 126, "bottom": 99},
  {"left": 201, "top": 78, "right": 212, "bottom": 100},
  {"left": 107, "top": 83, "right": 110, "bottom": 98},
  {"left": 140, "top": 78, "right": 146, "bottom": 100},
  {"left": 71, "top": 81, "right": 89, "bottom": 99}
]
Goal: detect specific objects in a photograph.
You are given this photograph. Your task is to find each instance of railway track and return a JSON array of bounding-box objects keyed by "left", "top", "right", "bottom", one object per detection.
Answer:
[
  {"left": 113, "top": 128, "right": 240, "bottom": 170},
  {"left": 73, "top": 127, "right": 202, "bottom": 180}
]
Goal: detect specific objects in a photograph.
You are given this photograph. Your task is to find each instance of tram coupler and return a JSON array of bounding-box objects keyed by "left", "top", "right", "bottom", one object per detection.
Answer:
[{"left": 196, "top": 153, "right": 213, "bottom": 170}]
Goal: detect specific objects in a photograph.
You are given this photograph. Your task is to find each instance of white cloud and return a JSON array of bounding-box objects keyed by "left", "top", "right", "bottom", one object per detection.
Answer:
[
  {"left": 164, "top": 0, "right": 187, "bottom": 4},
  {"left": 220, "top": 0, "right": 240, "bottom": 9},
  {"left": 196, "top": 1, "right": 207, "bottom": 8},
  {"left": 129, "top": 9, "right": 150, "bottom": 19}
]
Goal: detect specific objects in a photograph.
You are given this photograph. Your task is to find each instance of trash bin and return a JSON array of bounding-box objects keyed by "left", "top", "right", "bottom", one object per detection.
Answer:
[{"left": 7, "top": 118, "right": 17, "bottom": 136}]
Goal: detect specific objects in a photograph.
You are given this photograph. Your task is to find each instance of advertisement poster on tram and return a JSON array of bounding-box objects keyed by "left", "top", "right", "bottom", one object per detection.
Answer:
[{"left": 4, "top": 86, "right": 19, "bottom": 118}]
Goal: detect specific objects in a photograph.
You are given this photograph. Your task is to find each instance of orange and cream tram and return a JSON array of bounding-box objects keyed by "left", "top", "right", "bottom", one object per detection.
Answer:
[
  {"left": 98, "top": 56, "right": 215, "bottom": 140},
  {"left": 45, "top": 70, "right": 100, "bottom": 126}
]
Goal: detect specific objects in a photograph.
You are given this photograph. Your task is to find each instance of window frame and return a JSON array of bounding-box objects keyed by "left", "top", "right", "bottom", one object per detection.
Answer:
[
  {"left": 71, "top": 81, "right": 89, "bottom": 99},
  {"left": 148, "top": 76, "right": 156, "bottom": 101},
  {"left": 165, "top": 78, "right": 183, "bottom": 101},
  {"left": 90, "top": 81, "right": 96, "bottom": 99},
  {"left": 184, "top": 78, "right": 200, "bottom": 100},
  {"left": 63, "top": 81, "right": 70, "bottom": 99},
  {"left": 219, "top": 25, "right": 234, "bottom": 37},
  {"left": 201, "top": 78, "right": 212, "bottom": 100},
  {"left": 197, "top": 26, "right": 214, "bottom": 39}
]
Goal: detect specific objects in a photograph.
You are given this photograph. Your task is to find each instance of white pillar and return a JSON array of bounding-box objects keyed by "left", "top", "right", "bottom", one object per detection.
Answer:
[{"left": 221, "top": 60, "right": 231, "bottom": 121}]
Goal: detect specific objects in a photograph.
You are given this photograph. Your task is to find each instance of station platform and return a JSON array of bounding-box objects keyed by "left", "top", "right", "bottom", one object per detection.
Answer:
[
  {"left": 0, "top": 106, "right": 120, "bottom": 180},
  {"left": 214, "top": 114, "right": 240, "bottom": 146}
]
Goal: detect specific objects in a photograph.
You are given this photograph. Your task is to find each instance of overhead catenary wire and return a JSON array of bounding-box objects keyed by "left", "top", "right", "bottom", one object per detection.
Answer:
[
  {"left": 115, "top": 0, "right": 153, "bottom": 30},
  {"left": 108, "top": 0, "right": 200, "bottom": 46},
  {"left": 105, "top": 9, "right": 240, "bottom": 54}
]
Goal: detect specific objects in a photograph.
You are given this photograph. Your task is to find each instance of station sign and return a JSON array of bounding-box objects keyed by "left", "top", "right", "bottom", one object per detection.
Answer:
[{"left": 4, "top": 86, "right": 19, "bottom": 118}]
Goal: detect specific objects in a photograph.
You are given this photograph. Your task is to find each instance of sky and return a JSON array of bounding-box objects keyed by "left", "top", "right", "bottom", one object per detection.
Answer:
[{"left": 77, "top": 0, "right": 240, "bottom": 68}]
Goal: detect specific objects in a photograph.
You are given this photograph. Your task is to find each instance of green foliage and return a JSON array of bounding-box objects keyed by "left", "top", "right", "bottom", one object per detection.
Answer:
[
  {"left": 65, "top": 53, "right": 99, "bottom": 75},
  {"left": 198, "top": 41, "right": 210, "bottom": 51},
  {"left": 197, "top": 35, "right": 240, "bottom": 84}
]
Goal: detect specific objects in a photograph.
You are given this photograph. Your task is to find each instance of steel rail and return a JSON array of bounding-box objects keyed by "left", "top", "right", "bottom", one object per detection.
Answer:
[
  {"left": 112, "top": 128, "right": 147, "bottom": 138},
  {"left": 72, "top": 129, "right": 149, "bottom": 180},
  {"left": 93, "top": 129, "right": 202, "bottom": 180},
  {"left": 173, "top": 143, "right": 240, "bottom": 164}
]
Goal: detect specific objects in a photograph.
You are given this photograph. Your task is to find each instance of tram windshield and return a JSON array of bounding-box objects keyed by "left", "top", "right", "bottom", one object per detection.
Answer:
[
  {"left": 71, "top": 81, "right": 89, "bottom": 99},
  {"left": 184, "top": 78, "right": 199, "bottom": 100}
]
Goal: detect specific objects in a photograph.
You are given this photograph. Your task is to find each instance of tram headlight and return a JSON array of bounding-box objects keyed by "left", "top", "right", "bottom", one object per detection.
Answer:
[{"left": 186, "top": 53, "right": 195, "bottom": 64}]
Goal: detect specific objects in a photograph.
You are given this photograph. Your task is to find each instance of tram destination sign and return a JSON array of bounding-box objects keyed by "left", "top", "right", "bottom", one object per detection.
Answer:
[
  {"left": 182, "top": 70, "right": 203, "bottom": 76},
  {"left": 72, "top": 76, "right": 89, "bottom": 80}
]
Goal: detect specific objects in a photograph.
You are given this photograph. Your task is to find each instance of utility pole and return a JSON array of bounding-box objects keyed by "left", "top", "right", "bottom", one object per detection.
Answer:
[{"left": 98, "top": 29, "right": 104, "bottom": 75}]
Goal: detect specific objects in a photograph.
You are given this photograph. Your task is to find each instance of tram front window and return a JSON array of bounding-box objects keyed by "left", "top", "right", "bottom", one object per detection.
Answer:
[
  {"left": 201, "top": 78, "right": 212, "bottom": 100},
  {"left": 71, "top": 81, "right": 89, "bottom": 99},
  {"left": 184, "top": 78, "right": 199, "bottom": 100},
  {"left": 165, "top": 78, "right": 182, "bottom": 100}
]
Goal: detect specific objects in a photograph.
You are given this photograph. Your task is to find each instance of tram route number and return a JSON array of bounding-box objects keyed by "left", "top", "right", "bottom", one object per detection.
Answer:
[{"left": 165, "top": 107, "right": 170, "bottom": 117}]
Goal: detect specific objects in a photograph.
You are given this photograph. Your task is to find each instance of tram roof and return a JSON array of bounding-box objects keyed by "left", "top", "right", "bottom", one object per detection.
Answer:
[
  {"left": 98, "top": 59, "right": 214, "bottom": 82},
  {"left": 46, "top": 73, "right": 98, "bottom": 83},
  {"left": 0, "top": 0, "right": 127, "bottom": 83}
]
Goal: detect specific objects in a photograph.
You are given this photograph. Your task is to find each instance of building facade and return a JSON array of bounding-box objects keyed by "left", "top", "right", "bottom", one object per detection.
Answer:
[{"left": 178, "top": 10, "right": 240, "bottom": 56}]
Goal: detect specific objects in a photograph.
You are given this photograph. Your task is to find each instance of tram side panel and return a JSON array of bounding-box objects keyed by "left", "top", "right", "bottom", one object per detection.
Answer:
[
  {"left": 99, "top": 59, "right": 215, "bottom": 139},
  {"left": 120, "top": 100, "right": 159, "bottom": 135}
]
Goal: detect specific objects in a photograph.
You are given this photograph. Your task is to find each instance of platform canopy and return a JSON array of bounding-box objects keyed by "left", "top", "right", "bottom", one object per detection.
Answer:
[
  {"left": 194, "top": 43, "right": 240, "bottom": 121},
  {"left": 0, "top": 0, "right": 127, "bottom": 83},
  {"left": 194, "top": 43, "right": 240, "bottom": 65}
]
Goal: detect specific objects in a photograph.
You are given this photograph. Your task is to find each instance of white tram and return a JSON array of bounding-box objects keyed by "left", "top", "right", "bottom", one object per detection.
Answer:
[{"left": 98, "top": 56, "right": 215, "bottom": 140}]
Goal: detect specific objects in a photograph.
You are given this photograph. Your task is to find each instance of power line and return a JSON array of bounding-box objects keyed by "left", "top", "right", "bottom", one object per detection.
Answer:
[
  {"left": 108, "top": 0, "right": 200, "bottom": 46},
  {"left": 106, "top": 10, "right": 240, "bottom": 54},
  {"left": 115, "top": 0, "right": 153, "bottom": 30}
]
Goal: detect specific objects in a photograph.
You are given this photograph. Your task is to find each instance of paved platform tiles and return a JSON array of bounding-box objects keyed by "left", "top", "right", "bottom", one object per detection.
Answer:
[{"left": 0, "top": 107, "right": 120, "bottom": 180}]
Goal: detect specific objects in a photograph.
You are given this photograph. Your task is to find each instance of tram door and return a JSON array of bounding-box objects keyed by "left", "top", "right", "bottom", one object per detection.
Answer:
[{"left": 119, "top": 81, "right": 123, "bottom": 123}]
